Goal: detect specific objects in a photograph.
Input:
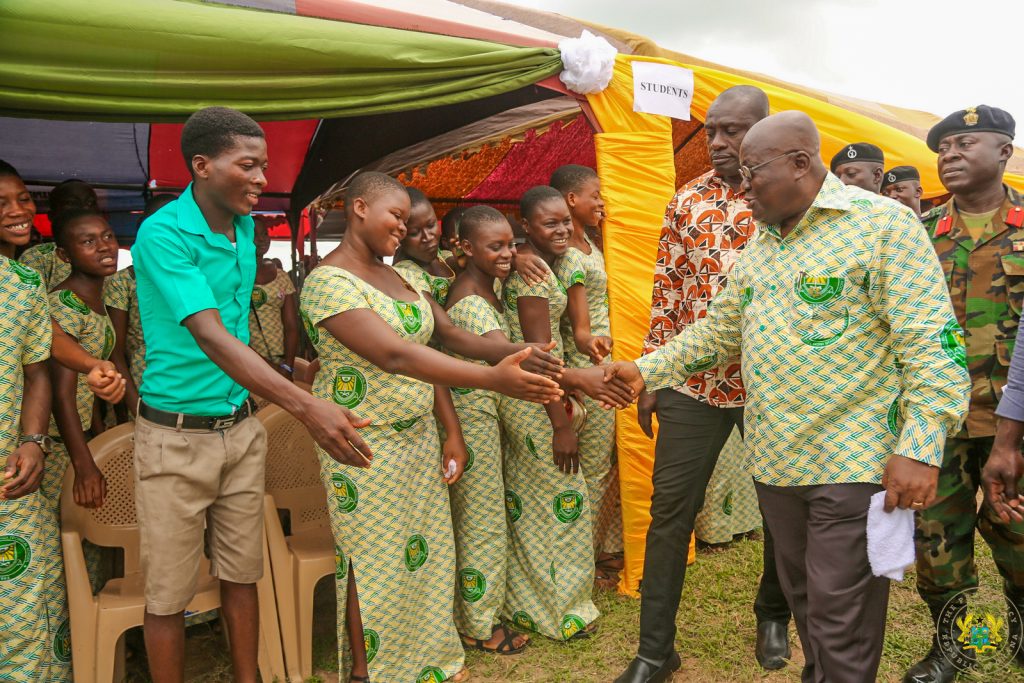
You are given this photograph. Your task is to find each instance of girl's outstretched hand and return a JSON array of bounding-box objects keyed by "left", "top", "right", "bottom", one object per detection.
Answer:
[{"left": 493, "top": 347, "right": 564, "bottom": 404}]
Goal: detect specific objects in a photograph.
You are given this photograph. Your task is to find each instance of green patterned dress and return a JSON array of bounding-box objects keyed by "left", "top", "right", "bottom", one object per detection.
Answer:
[
  {"left": 500, "top": 266, "right": 599, "bottom": 640},
  {"left": 555, "top": 236, "right": 621, "bottom": 556},
  {"left": 693, "top": 428, "right": 762, "bottom": 544},
  {"left": 0, "top": 257, "right": 68, "bottom": 682},
  {"left": 18, "top": 242, "right": 71, "bottom": 293},
  {"left": 444, "top": 294, "right": 511, "bottom": 640},
  {"left": 248, "top": 269, "right": 295, "bottom": 364},
  {"left": 300, "top": 266, "right": 464, "bottom": 682},
  {"left": 45, "top": 288, "right": 116, "bottom": 638},
  {"left": 103, "top": 267, "right": 145, "bottom": 387},
  {"left": 394, "top": 259, "right": 456, "bottom": 307}
]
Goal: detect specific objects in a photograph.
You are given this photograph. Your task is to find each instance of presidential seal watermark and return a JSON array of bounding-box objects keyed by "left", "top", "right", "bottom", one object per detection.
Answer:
[{"left": 935, "top": 586, "right": 1023, "bottom": 675}]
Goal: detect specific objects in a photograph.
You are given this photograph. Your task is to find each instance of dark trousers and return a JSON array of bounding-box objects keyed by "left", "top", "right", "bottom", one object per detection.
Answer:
[
  {"left": 756, "top": 482, "right": 890, "bottom": 683},
  {"left": 637, "top": 390, "right": 791, "bottom": 660}
]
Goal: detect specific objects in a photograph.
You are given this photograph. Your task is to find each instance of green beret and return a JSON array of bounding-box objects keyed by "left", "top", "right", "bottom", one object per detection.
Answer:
[
  {"left": 831, "top": 143, "right": 885, "bottom": 172},
  {"left": 927, "top": 105, "right": 1015, "bottom": 152},
  {"left": 881, "top": 166, "right": 920, "bottom": 189}
]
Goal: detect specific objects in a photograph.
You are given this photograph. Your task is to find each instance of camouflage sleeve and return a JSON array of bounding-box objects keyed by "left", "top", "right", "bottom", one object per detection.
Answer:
[
  {"left": 634, "top": 262, "right": 743, "bottom": 392},
  {"left": 995, "top": 319, "right": 1024, "bottom": 422},
  {"left": 868, "top": 208, "right": 970, "bottom": 466}
]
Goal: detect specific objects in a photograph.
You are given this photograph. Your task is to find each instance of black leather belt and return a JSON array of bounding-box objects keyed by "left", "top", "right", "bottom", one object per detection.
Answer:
[{"left": 139, "top": 398, "right": 256, "bottom": 431}]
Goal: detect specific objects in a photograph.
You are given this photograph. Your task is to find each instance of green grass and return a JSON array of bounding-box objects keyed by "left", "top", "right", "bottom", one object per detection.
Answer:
[{"left": 126, "top": 534, "right": 1024, "bottom": 682}]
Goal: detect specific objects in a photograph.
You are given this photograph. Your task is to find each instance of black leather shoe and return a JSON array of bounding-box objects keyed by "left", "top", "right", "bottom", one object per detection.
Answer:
[
  {"left": 755, "top": 620, "right": 791, "bottom": 670},
  {"left": 902, "top": 645, "right": 960, "bottom": 683},
  {"left": 613, "top": 651, "right": 682, "bottom": 683}
]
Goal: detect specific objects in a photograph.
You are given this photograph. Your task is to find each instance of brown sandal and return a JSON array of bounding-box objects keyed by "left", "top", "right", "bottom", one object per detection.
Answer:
[
  {"left": 461, "top": 624, "right": 529, "bottom": 655},
  {"left": 595, "top": 567, "right": 619, "bottom": 591},
  {"left": 596, "top": 552, "right": 624, "bottom": 573}
]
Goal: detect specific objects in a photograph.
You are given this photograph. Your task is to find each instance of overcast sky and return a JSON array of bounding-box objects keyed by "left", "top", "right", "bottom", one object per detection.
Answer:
[{"left": 505, "top": 0, "right": 1020, "bottom": 124}]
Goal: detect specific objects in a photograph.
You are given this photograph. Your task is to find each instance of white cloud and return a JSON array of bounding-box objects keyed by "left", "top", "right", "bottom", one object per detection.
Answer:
[{"left": 504, "top": 0, "right": 1020, "bottom": 123}]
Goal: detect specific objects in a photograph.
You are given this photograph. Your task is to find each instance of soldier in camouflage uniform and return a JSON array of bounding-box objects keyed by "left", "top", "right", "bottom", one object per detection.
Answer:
[{"left": 907, "top": 105, "right": 1024, "bottom": 683}]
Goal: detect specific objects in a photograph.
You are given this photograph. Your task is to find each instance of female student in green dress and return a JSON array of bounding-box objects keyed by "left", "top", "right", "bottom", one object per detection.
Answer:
[
  {"left": 46, "top": 208, "right": 121, "bottom": 682},
  {"left": 550, "top": 165, "right": 622, "bottom": 580},
  {"left": 501, "top": 185, "right": 600, "bottom": 642},
  {"left": 394, "top": 187, "right": 566, "bottom": 379},
  {"left": 299, "top": 172, "right": 563, "bottom": 683},
  {"left": 394, "top": 188, "right": 457, "bottom": 306},
  {"left": 443, "top": 206, "right": 532, "bottom": 655},
  {"left": 249, "top": 219, "right": 298, "bottom": 376},
  {"left": 516, "top": 167, "right": 623, "bottom": 584}
]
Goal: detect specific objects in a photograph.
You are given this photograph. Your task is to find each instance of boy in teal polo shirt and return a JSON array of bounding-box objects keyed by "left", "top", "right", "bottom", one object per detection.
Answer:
[{"left": 132, "top": 107, "right": 373, "bottom": 683}]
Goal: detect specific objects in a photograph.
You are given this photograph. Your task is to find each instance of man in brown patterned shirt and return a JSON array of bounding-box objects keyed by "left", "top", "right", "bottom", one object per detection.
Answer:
[{"left": 616, "top": 86, "right": 791, "bottom": 683}]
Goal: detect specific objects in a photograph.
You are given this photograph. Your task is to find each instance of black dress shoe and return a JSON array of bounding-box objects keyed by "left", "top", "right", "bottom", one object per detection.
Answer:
[
  {"left": 755, "top": 621, "right": 791, "bottom": 670},
  {"left": 902, "top": 646, "right": 960, "bottom": 683},
  {"left": 613, "top": 651, "right": 682, "bottom": 683}
]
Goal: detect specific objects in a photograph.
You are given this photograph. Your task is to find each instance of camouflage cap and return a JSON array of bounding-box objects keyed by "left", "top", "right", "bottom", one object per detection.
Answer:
[{"left": 927, "top": 105, "right": 1015, "bottom": 152}]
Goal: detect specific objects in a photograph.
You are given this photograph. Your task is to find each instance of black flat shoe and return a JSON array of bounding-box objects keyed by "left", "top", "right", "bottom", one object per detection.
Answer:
[
  {"left": 613, "top": 651, "right": 681, "bottom": 683},
  {"left": 755, "top": 620, "right": 791, "bottom": 670}
]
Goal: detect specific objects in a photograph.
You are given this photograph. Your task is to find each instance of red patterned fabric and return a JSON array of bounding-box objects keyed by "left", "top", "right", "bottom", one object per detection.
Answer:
[
  {"left": 465, "top": 115, "right": 596, "bottom": 202},
  {"left": 641, "top": 170, "right": 756, "bottom": 407}
]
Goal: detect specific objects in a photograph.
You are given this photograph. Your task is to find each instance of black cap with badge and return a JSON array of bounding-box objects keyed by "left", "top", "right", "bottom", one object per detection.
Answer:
[
  {"left": 830, "top": 142, "right": 885, "bottom": 173},
  {"left": 927, "top": 105, "right": 1016, "bottom": 152},
  {"left": 881, "top": 165, "right": 920, "bottom": 190}
]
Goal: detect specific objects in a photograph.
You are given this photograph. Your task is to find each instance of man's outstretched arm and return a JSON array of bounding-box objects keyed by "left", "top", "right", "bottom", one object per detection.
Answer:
[{"left": 183, "top": 309, "right": 373, "bottom": 467}]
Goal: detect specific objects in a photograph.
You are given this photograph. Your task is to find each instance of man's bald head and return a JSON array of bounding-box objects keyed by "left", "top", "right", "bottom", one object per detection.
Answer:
[
  {"left": 739, "top": 112, "right": 827, "bottom": 229},
  {"left": 704, "top": 85, "right": 771, "bottom": 183},
  {"left": 708, "top": 85, "right": 770, "bottom": 120},
  {"left": 742, "top": 111, "right": 821, "bottom": 159}
]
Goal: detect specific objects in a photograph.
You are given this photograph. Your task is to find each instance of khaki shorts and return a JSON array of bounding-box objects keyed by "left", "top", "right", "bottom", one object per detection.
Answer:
[{"left": 134, "top": 414, "right": 267, "bottom": 615}]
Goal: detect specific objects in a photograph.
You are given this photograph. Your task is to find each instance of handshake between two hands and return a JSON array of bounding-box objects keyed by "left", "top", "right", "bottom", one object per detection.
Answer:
[{"left": 504, "top": 348, "right": 645, "bottom": 411}]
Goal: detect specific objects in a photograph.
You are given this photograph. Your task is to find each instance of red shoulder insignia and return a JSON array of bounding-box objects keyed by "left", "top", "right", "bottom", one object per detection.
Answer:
[
  {"left": 934, "top": 215, "right": 954, "bottom": 237},
  {"left": 1007, "top": 205, "right": 1024, "bottom": 229}
]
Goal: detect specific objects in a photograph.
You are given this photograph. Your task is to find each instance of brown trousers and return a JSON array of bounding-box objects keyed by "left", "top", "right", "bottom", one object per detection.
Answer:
[{"left": 755, "top": 482, "right": 890, "bottom": 683}]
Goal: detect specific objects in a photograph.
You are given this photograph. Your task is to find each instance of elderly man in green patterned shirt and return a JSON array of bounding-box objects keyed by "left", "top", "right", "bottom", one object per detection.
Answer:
[{"left": 600, "top": 111, "right": 970, "bottom": 683}]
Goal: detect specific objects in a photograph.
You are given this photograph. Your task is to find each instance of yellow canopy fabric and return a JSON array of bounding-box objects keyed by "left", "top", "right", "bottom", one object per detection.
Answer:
[
  {"left": 589, "top": 23, "right": 1024, "bottom": 197},
  {"left": 587, "top": 55, "right": 693, "bottom": 596}
]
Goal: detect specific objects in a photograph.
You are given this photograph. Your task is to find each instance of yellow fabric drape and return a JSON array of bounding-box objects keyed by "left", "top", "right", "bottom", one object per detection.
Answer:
[
  {"left": 684, "top": 63, "right": 1024, "bottom": 198},
  {"left": 588, "top": 23, "right": 1024, "bottom": 195},
  {"left": 587, "top": 55, "right": 694, "bottom": 596}
]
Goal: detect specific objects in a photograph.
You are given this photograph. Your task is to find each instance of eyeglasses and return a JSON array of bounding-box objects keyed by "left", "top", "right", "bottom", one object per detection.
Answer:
[{"left": 739, "top": 150, "right": 802, "bottom": 182}]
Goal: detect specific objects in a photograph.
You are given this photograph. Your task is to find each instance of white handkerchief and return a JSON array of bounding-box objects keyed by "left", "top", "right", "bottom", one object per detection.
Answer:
[{"left": 866, "top": 490, "right": 916, "bottom": 581}]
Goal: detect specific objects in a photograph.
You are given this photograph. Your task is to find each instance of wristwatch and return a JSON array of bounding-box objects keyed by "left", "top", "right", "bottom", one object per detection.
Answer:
[{"left": 19, "top": 434, "right": 54, "bottom": 455}]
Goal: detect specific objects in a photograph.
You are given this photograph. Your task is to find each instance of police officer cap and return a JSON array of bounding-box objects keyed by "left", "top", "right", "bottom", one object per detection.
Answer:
[
  {"left": 881, "top": 165, "right": 920, "bottom": 190},
  {"left": 830, "top": 143, "right": 885, "bottom": 172},
  {"left": 927, "top": 105, "right": 1016, "bottom": 152}
]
